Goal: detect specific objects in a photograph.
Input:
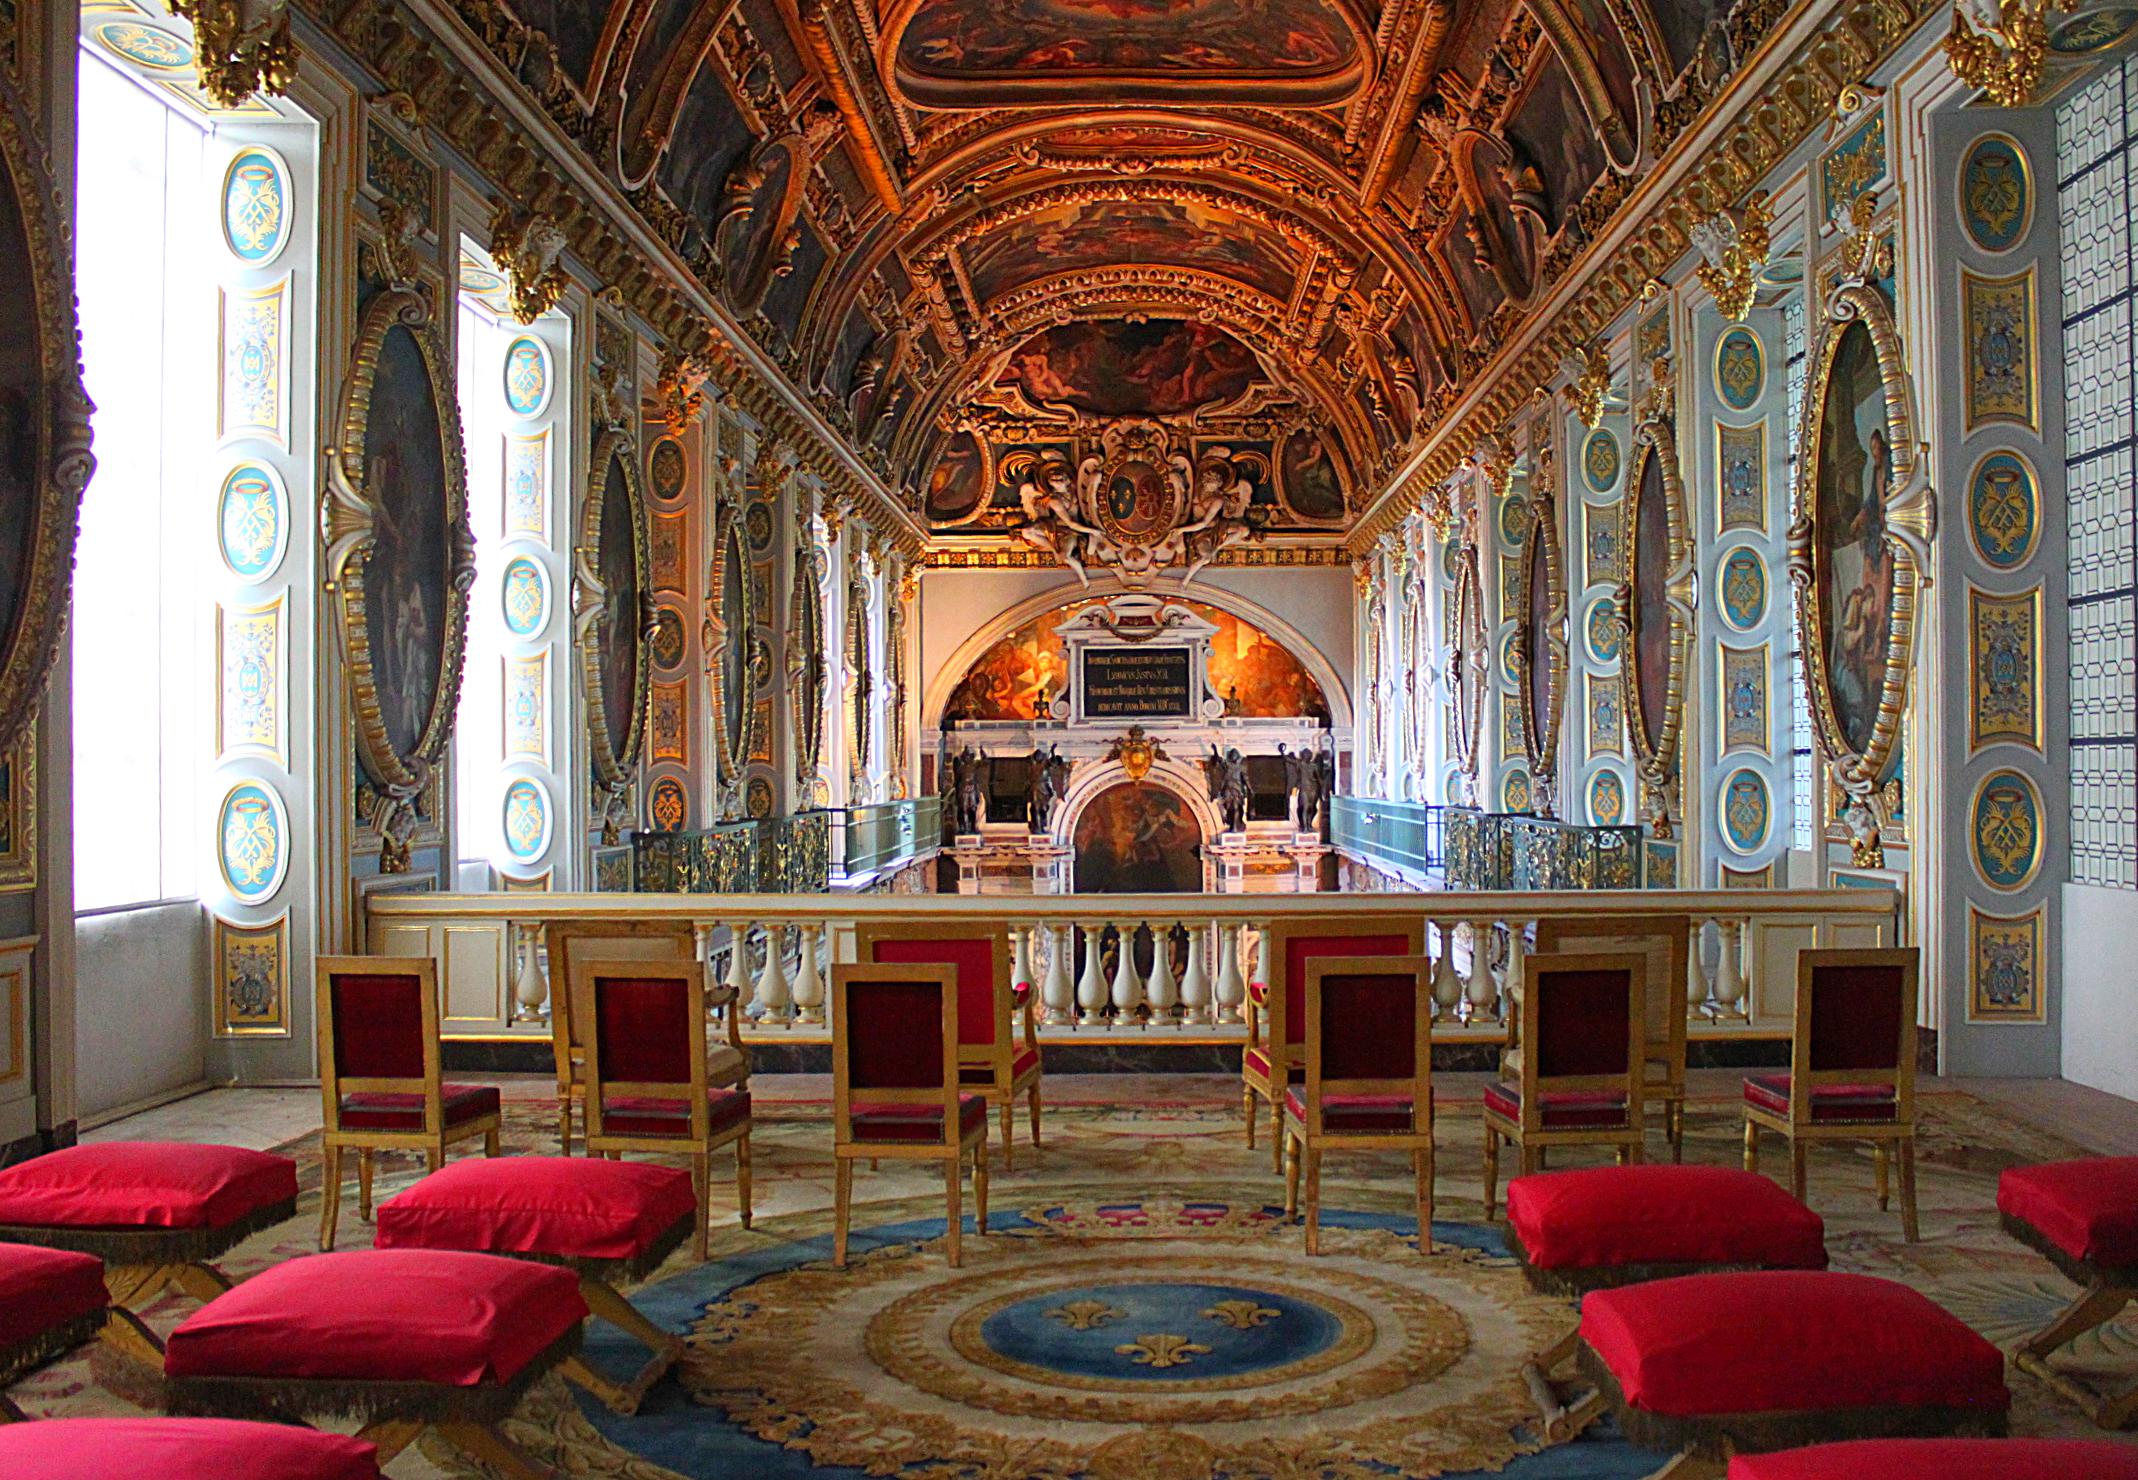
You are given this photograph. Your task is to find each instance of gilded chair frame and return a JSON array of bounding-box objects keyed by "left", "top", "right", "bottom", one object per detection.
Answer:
[
  {"left": 316, "top": 955, "right": 500, "bottom": 1251},
  {"left": 1483, "top": 950, "right": 1648, "bottom": 1219},
  {"left": 1743, "top": 946, "right": 1919, "bottom": 1241},
  {"left": 855, "top": 919, "right": 1041, "bottom": 1169},
  {"left": 544, "top": 919, "right": 745, "bottom": 1153},
  {"left": 831, "top": 963, "right": 989, "bottom": 1269},
  {"left": 1243, "top": 912, "right": 1426, "bottom": 1172},
  {"left": 1534, "top": 915, "right": 1690, "bottom": 1159},
  {"left": 1282, "top": 955, "right": 1436, "bottom": 1255},
  {"left": 574, "top": 957, "right": 751, "bottom": 1260}
]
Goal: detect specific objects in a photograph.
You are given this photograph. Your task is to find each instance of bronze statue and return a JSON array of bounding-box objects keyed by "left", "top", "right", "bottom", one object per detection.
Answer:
[{"left": 1203, "top": 744, "right": 1252, "bottom": 834}]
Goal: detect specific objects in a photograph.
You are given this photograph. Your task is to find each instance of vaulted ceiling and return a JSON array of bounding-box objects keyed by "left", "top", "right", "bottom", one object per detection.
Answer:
[{"left": 481, "top": 0, "right": 1747, "bottom": 537}]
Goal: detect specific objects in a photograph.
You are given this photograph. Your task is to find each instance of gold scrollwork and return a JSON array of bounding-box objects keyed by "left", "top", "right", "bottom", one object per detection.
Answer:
[
  {"left": 707, "top": 510, "right": 756, "bottom": 801},
  {"left": 1448, "top": 546, "right": 1487, "bottom": 803},
  {"left": 1513, "top": 460, "right": 1568, "bottom": 817},
  {"left": 323, "top": 238, "right": 474, "bottom": 868},
  {"left": 1617, "top": 357, "right": 1694, "bottom": 839},
  {"left": 577, "top": 427, "right": 655, "bottom": 838},
  {"left": 1787, "top": 197, "right": 1935, "bottom": 865},
  {"left": 1945, "top": 0, "right": 2053, "bottom": 110},
  {"left": 0, "top": 74, "right": 97, "bottom": 759}
]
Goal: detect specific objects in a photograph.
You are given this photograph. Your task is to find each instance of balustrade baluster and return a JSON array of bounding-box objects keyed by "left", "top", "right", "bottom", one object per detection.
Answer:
[
  {"left": 1715, "top": 918, "right": 1748, "bottom": 1020},
  {"left": 1076, "top": 923, "right": 1108, "bottom": 1024},
  {"left": 511, "top": 921, "right": 547, "bottom": 1023},
  {"left": 792, "top": 923, "right": 824, "bottom": 1025},
  {"left": 1503, "top": 920, "right": 1532, "bottom": 1023},
  {"left": 756, "top": 923, "right": 791, "bottom": 1025},
  {"left": 1042, "top": 923, "right": 1075, "bottom": 1026},
  {"left": 1430, "top": 920, "right": 1462, "bottom": 1019},
  {"left": 1214, "top": 922, "right": 1246, "bottom": 1024},
  {"left": 1464, "top": 920, "right": 1496, "bottom": 1022},
  {"left": 726, "top": 920, "right": 756, "bottom": 1018},
  {"left": 1179, "top": 926, "right": 1210, "bottom": 1024},
  {"left": 1010, "top": 924, "right": 1032, "bottom": 997},
  {"left": 1110, "top": 924, "right": 1146, "bottom": 1026},
  {"left": 1147, "top": 927, "right": 1180, "bottom": 1025},
  {"left": 1689, "top": 920, "right": 1716, "bottom": 1019}
]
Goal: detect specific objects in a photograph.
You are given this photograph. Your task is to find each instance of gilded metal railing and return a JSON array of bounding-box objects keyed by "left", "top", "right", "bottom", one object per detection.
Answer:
[{"left": 362, "top": 888, "right": 1900, "bottom": 1043}]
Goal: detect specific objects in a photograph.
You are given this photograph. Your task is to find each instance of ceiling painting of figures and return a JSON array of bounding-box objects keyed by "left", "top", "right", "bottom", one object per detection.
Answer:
[
  {"left": 998, "top": 320, "right": 1261, "bottom": 419},
  {"left": 958, "top": 198, "right": 1302, "bottom": 306}
]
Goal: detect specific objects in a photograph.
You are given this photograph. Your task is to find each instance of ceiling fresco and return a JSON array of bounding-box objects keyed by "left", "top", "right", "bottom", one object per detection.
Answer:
[{"left": 453, "top": 0, "right": 1754, "bottom": 558}]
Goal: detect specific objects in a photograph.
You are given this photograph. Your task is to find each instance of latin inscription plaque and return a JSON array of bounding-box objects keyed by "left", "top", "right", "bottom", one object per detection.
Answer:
[{"left": 1082, "top": 646, "right": 1192, "bottom": 718}]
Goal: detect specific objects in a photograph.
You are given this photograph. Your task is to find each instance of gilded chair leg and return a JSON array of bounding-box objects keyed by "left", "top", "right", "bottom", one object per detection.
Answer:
[
  {"left": 357, "top": 1150, "right": 375, "bottom": 1222},
  {"left": 736, "top": 1134, "right": 753, "bottom": 1231},
  {"left": 1874, "top": 1143, "right": 1890, "bottom": 1211},
  {"left": 1283, "top": 1132, "right": 1301, "bottom": 1220},
  {"left": 1789, "top": 1141, "right": 1807, "bottom": 1203},
  {"left": 1519, "top": 1143, "right": 1538, "bottom": 1178},
  {"left": 1482, "top": 1124, "right": 1500, "bottom": 1221},
  {"left": 557, "top": 1101, "right": 573, "bottom": 1156},
  {"left": 1000, "top": 1100, "right": 1015, "bottom": 1172},
  {"left": 319, "top": 1145, "right": 343, "bottom": 1252},
  {"left": 1270, "top": 1101, "right": 1284, "bottom": 1174},
  {"left": 1898, "top": 1137, "right": 1919, "bottom": 1244},
  {"left": 1670, "top": 1101, "right": 1685, "bottom": 1164},
  {"left": 1244, "top": 1086, "right": 1258, "bottom": 1150},
  {"left": 1742, "top": 1118, "right": 1759, "bottom": 1174},
  {"left": 944, "top": 1156, "right": 964, "bottom": 1269},
  {"left": 974, "top": 1142, "right": 989, "bottom": 1235},
  {"left": 690, "top": 1153, "right": 710, "bottom": 1261},
  {"left": 1303, "top": 1148, "right": 1322, "bottom": 1257},
  {"left": 425, "top": 1146, "right": 442, "bottom": 1174},
  {"left": 484, "top": 1128, "right": 500, "bottom": 1157},
  {"left": 1415, "top": 1147, "right": 1433, "bottom": 1244},
  {"left": 833, "top": 1158, "right": 853, "bottom": 1269},
  {"left": 1028, "top": 1083, "right": 1043, "bottom": 1158}
]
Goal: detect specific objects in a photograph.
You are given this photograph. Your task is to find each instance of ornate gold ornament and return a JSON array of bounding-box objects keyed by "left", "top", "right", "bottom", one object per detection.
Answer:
[
  {"left": 1104, "top": 725, "right": 1170, "bottom": 784},
  {"left": 1513, "top": 436, "right": 1567, "bottom": 815},
  {"left": 656, "top": 348, "right": 709, "bottom": 434},
  {"left": 1944, "top": 0, "right": 2055, "bottom": 110},
  {"left": 1787, "top": 193, "right": 1935, "bottom": 870},
  {"left": 170, "top": 0, "right": 297, "bottom": 109},
  {"left": 1559, "top": 344, "right": 1613, "bottom": 430},
  {"left": 1691, "top": 191, "right": 1773, "bottom": 323},
  {"left": 487, "top": 199, "right": 570, "bottom": 325},
  {"left": 1617, "top": 355, "right": 1694, "bottom": 840},
  {"left": 0, "top": 74, "right": 96, "bottom": 758},
  {"left": 708, "top": 510, "right": 756, "bottom": 811},
  {"left": 790, "top": 509, "right": 830, "bottom": 808},
  {"left": 575, "top": 427, "right": 655, "bottom": 841},
  {"left": 1447, "top": 545, "right": 1487, "bottom": 804},
  {"left": 323, "top": 214, "right": 475, "bottom": 870}
]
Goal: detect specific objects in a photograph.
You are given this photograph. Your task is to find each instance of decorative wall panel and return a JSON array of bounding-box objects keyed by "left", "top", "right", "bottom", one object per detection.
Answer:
[
  {"left": 1721, "top": 642, "right": 1769, "bottom": 754},
  {"left": 213, "top": 914, "right": 288, "bottom": 1037},
  {"left": 1716, "top": 421, "right": 1766, "bottom": 533},
  {"left": 1963, "top": 267, "right": 2039, "bottom": 433},
  {"left": 1968, "top": 904, "right": 2045, "bottom": 1022},
  {"left": 218, "top": 598, "right": 283, "bottom": 763},
  {"left": 503, "top": 430, "right": 548, "bottom": 539},
  {"left": 503, "top": 653, "right": 547, "bottom": 764},
  {"left": 1967, "top": 584, "right": 2042, "bottom": 754},
  {"left": 218, "top": 278, "right": 286, "bottom": 444}
]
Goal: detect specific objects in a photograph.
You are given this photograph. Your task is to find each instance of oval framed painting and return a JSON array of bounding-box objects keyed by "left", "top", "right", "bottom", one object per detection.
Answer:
[
  {"left": 1448, "top": 545, "right": 1486, "bottom": 789},
  {"left": 322, "top": 245, "right": 473, "bottom": 821},
  {"left": 1791, "top": 261, "right": 1929, "bottom": 808},
  {"left": 789, "top": 542, "right": 828, "bottom": 799},
  {"left": 0, "top": 75, "right": 96, "bottom": 757},
  {"left": 1513, "top": 494, "right": 1566, "bottom": 808},
  {"left": 1619, "top": 409, "right": 1692, "bottom": 821},
  {"left": 711, "top": 510, "right": 755, "bottom": 785},
  {"left": 1277, "top": 426, "right": 1348, "bottom": 522},
  {"left": 580, "top": 426, "right": 652, "bottom": 795}
]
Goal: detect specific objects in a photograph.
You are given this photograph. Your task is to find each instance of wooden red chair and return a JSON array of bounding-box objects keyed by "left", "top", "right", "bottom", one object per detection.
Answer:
[
  {"left": 832, "top": 963, "right": 988, "bottom": 1269},
  {"left": 1535, "top": 914, "right": 1691, "bottom": 1159},
  {"left": 1482, "top": 951, "right": 1647, "bottom": 1219},
  {"left": 1282, "top": 955, "right": 1435, "bottom": 1254},
  {"left": 1997, "top": 1156, "right": 2138, "bottom": 1429},
  {"left": 572, "top": 958, "right": 752, "bottom": 1260},
  {"left": 1742, "top": 948, "right": 1920, "bottom": 1242},
  {"left": 857, "top": 922, "right": 1040, "bottom": 1170},
  {"left": 1243, "top": 913, "right": 1425, "bottom": 1172},
  {"left": 316, "top": 957, "right": 500, "bottom": 1251}
]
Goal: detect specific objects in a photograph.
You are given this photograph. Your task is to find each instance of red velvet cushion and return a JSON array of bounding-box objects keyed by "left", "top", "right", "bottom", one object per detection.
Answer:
[
  {"left": 1997, "top": 1157, "right": 2138, "bottom": 1267},
  {"left": 872, "top": 936, "right": 1001, "bottom": 1047},
  {"left": 594, "top": 976, "right": 695, "bottom": 1085},
  {"left": 0, "top": 1419, "right": 383, "bottom": 1480},
  {"left": 0, "top": 1143, "right": 296, "bottom": 1231},
  {"left": 960, "top": 1046, "right": 1040, "bottom": 1086},
  {"left": 165, "top": 1249, "right": 586, "bottom": 1388},
  {"left": 329, "top": 974, "right": 425, "bottom": 1081},
  {"left": 374, "top": 1157, "right": 696, "bottom": 1264},
  {"left": 1318, "top": 972, "right": 1420, "bottom": 1081},
  {"left": 1242, "top": 1046, "right": 1303, "bottom": 1085},
  {"left": 1483, "top": 1082, "right": 1630, "bottom": 1129},
  {"left": 1505, "top": 1166, "right": 1827, "bottom": 1272},
  {"left": 1744, "top": 1075, "right": 1898, "bottom": 1124},
  {"left": 1278, "top": 933, "right": 1412, "bottom": 1046},
  {"left": 598, "top": 1088, "right": 751, "bottom": 1139},
  {"left": 1580, "top": 1272, "right": 2008, "bottom": 1418},
  {"left": 845, "top": 979, "right": 948, "bottom": 1090},
  {"left": 850, "top": 1094, "right": 986, "bottom": 1144},
  {"left": 1534, "top": 966, "right": 1635, "bottom": 1078},
  {"left": 1283, "top": 1086, "right": 1417, "bottom": 1132},
  {"left": 336, "top": 1083, "right": 501, "bottom": 1132},
  {"left": 1807, "top": 964, "right": 1906, "bottom": 1073},
  {"left": 0, "top": 1241, "right": 107, "bottom": 1352},
  {"left": 1728, "top": 1439, "right": 2138, "bottom": 1480}
]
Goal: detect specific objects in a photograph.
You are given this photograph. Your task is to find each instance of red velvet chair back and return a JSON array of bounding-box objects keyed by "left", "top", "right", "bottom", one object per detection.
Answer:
[
  {"left": 1788, "top": 948, "right": 1919, "bottom": 1122},
  {"left": 1300, "top": 955, "right": 1434, "bottom": 1141},
  {"left": 860, "top": 929, "right": 1005, "bottom": 1050},
  {"left": 575, "top": 958, "right": 709, "bottom": 1143},
  {"left": 831, "top": 964, "right": 961, "bottom": 1150},
  {"left": 593, "top": 976, "right": 694, "bottom": 1088},
  {"left": 328, "top": 974, "right": 426, "bottom": 1081},
  {"left": 1264, "top": 915, "right": 1425, "bottom": 1055},
  {"left": 1319, "top": 972, "right": 1420, "bottom": 1082},
  {"left": 1534, "top": 967, "right": 1636, "bottom": 1079}
]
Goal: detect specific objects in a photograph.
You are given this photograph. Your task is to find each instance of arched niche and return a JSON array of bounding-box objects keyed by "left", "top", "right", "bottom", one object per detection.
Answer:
[{"left": 1054, "top": 758, "right": 1221, "bottom": 893}]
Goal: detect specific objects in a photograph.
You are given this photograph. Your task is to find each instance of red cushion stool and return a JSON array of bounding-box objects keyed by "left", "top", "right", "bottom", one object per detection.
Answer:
[
  {"left": 1505, "top": 1166, "right": 1828, "bottom": 1442},
  {"left": 376, "top": 1156, "right": 695, "bottom": 1414},
  {"left": 1728, "top": 1438, "right": 2138, "bottom": 1480},
  {"left": 0, "top": 1417, "right": 383, "bottom": 1479},
  {"left": 165, "top": 1247, "right": 586, "bottom": 1480},
  {"left": 1578, "top": 1272, "right": 2007, "bottom": 1467},
  {"left": 0, "top": 1242, "right": 110, "bottom": 1420},
  {"left": 1998, "top": 1156, "right": 2138, "bottom": 1429},
  {"left": 0, "top": 1143, "right": 296, "bottom": 1368}
]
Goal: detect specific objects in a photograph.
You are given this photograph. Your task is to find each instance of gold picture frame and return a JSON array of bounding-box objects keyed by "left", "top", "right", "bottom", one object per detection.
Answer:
[
  {"left": 1449, "top": 544, "right": 1487, "bottom": 797},
  {"left": 213, "top": 912, "right": 290, "bottom": 1038},
  {"left": 0, "top": 71, "right": 97, "bottom": 759},
  {"left": 0, "top": 725, "right": 36, "bottom": 893},
  {"left": 577, "top": 424, "right": 654, "bottom": 810},
  {"left": 321, "top": 214, "right": 475, "bottom": 863},
  {"left": 1618, "top": 359, "right": 1694, "bottom": 837},
  {"left": 1787, "top": 206, "right": 1934, "bottom": 864},
  {"left": 709, "top": 508, "right": 756, "bottom": 792},
  {"left": 1513, "top": 481, "right": 1567, "bottom": 815},
  {"left": 789, "top": 531, "right": 829, "bottom": 806}
]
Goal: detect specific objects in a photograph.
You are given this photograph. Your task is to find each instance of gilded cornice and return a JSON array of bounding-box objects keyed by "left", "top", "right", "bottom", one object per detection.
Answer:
[
  {"left": 1347, "top": 0, "right": 1935, "bottom": 555},
  {"left": 328, "top": 0, "right": 924, "bottom": 556}
]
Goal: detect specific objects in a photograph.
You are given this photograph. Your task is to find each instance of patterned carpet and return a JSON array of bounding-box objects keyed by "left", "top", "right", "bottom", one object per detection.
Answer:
[{"left": 13, "top": 1082, "right": 2138, "bottom": 1477}]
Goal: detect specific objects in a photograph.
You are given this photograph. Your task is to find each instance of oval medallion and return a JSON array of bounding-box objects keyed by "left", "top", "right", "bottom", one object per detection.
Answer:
[
  {"left": 1715, "top": 328, "right": 1765, "bottom": 412},
  {"left": 746, "top": 774, "right": 776, "bottom": 818},
  {"left": 1720, "top": 768, "right": 1770, "bottom": 854},
  {"left": 93, "top": 20, "right": 194, "bottom": 70},
  {"left": 218, "top": 781, "right": 287, "bottom": 904},
  {"left": 502, "top": 335, "right": 551, "bottom": 417},
  {"left": 1972, "top": 768, "right": 2044, "bottom": 891},
  {"left": 651, "top": 603, "right": 687, "bottom": 670},
  {"left": 648, "top": 437, "right": 687, "bottom": 502},
  {"left": 1496, "top": 494, "right": 1527, "bottom": 548},
  {"left": 1960, "top": 134, "right": 2031, "bottom": 254},
  {"left": 1496, "top": 626, "right": 1519, "bottom": 688},
  {"left": 217, "top": 462, "right": 288, "bottom": 580},
  {"left": 500, "top": 555, "right": 548, "bottom": 637},
  {"left": 221, "top": 147, "right": 292, "bottom": 267},
  {"left": 501, "top": 776, "right": 551, "bottom": 863},
  {"left": 1967, "top": 450, "right": 2040, "bottom": 570},
  {"left": 648, "top": 775, "right": 688, "bottom": 832},
  {"left": 1581, "top": 429, "right": 1621, "bottom": 495},
  {"left": 2049, "top": 7, "right": 2138, "bottom": 52},
  {"left": 1588, "top": 769, "right": 1625, "bottom": 826},
  {"left": 1585, "top": 596, "right": 1622, "bottom": 663},
  {"left": 1719, "top": 548, "right": 1767, "bottom": 631}
]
